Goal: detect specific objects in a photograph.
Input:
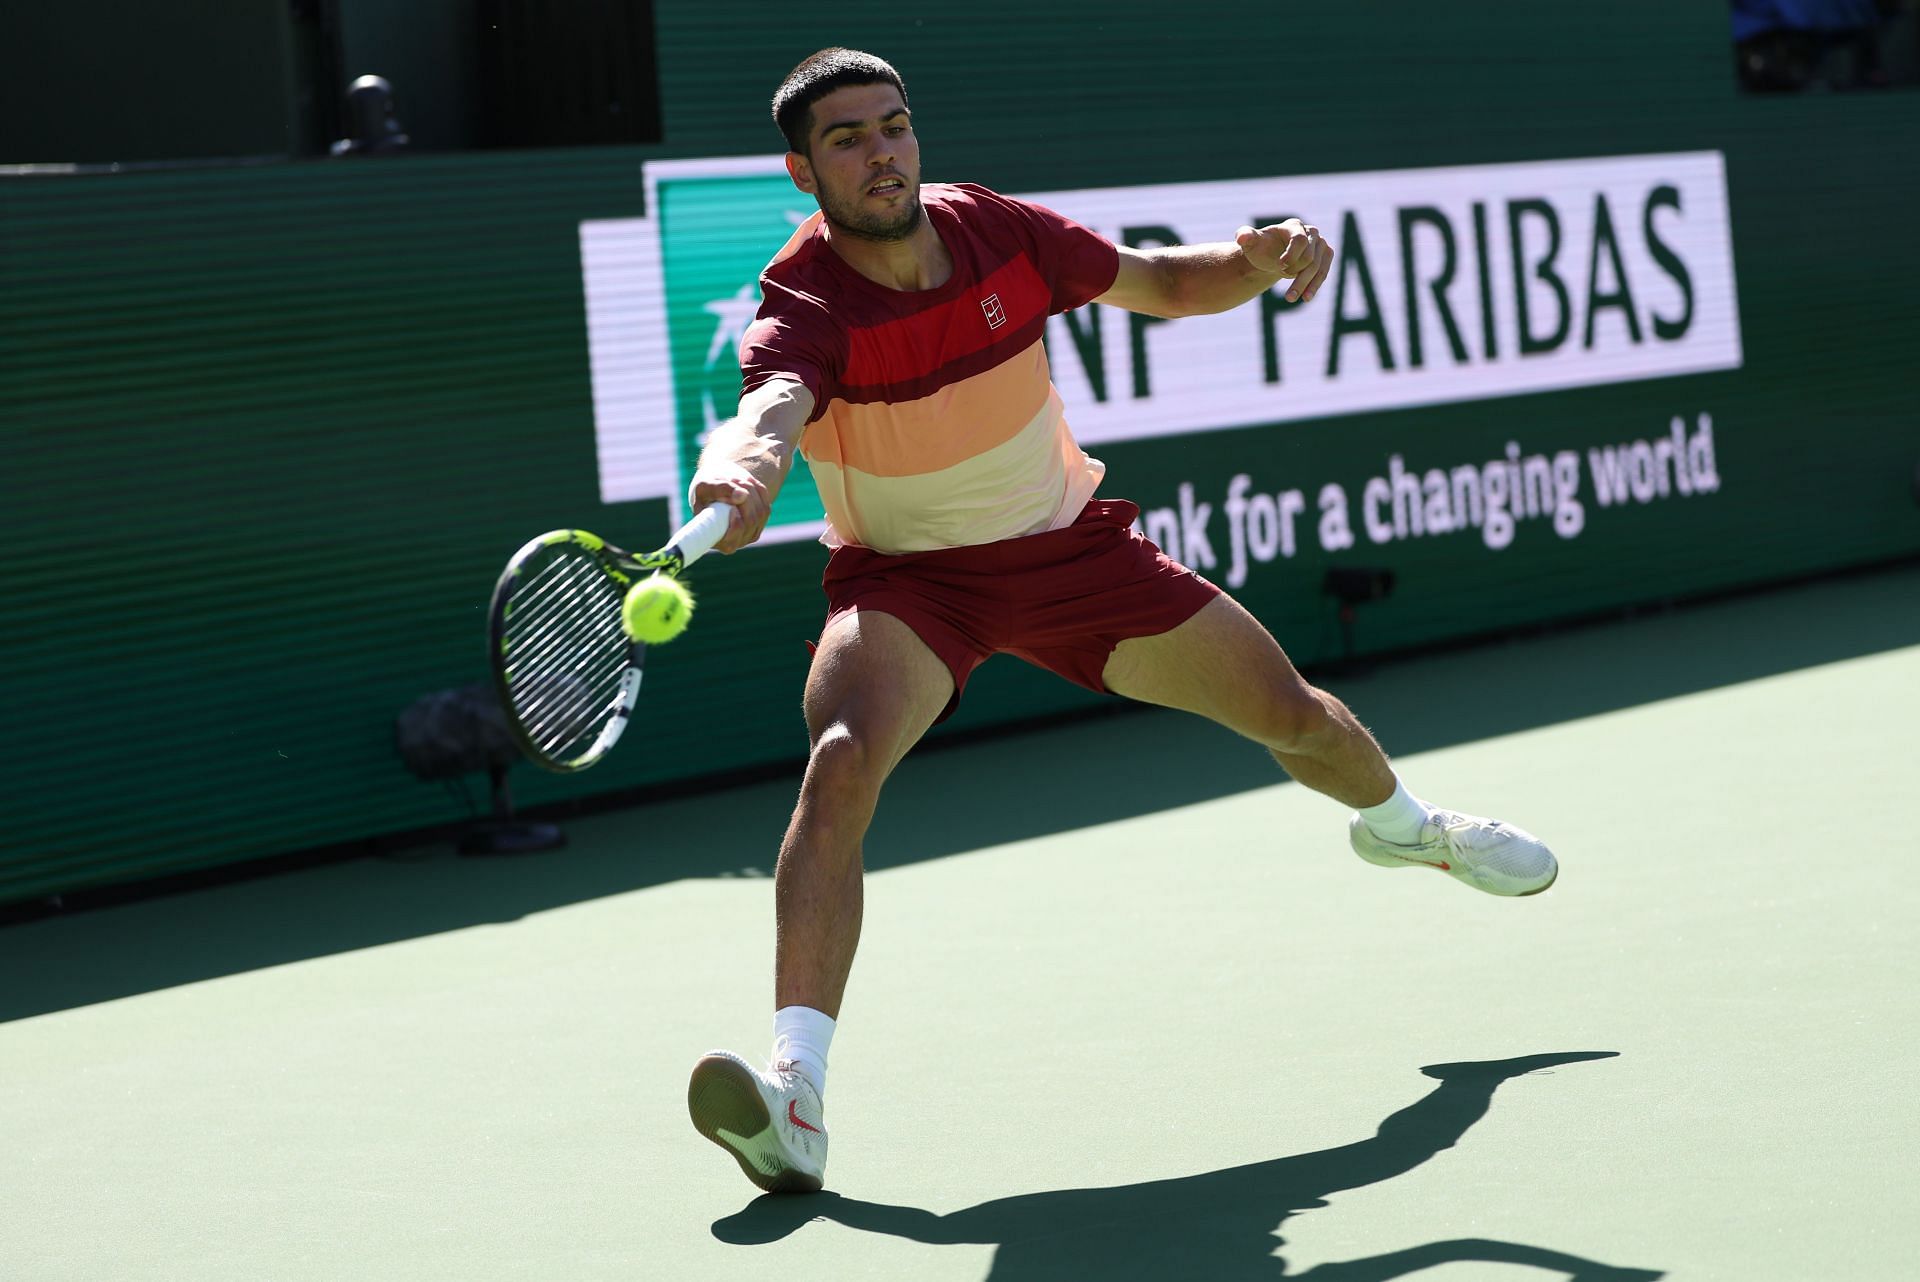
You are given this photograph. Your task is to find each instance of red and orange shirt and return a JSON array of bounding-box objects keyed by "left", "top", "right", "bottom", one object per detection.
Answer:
[{"left": 739, "top": 183, "right": 1120, "bottom": 554}]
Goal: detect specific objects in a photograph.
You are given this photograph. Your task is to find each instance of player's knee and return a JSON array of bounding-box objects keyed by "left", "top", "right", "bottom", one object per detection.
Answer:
[
  {"left": 1251, "top": 679, "right": 1336, "bottom": 753},
  {"left": 804, "top": 720, "right": 889, "bottom": 801}
]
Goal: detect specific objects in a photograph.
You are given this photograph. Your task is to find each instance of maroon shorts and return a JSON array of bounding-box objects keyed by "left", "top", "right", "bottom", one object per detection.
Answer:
[{"left": 820, "top": 499, "right": 1221, "bottom": 722}]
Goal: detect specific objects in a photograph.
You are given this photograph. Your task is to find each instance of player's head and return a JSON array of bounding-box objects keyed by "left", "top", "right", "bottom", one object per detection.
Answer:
[
  {"left": 774, "top": 49, "right": 922, "bottom": 243},
  {"left": 773, "top": 49, "right": 908, "bottom": 155}
]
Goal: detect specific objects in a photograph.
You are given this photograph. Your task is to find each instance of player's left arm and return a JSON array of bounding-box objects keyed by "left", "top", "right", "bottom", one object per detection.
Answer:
[{"left": 1093, "top": 219, "right": 1333, "bottom": 319}]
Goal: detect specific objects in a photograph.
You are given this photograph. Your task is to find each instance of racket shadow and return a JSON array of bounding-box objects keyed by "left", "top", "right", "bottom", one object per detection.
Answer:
[{"left": 712, "top": 1052, "right": 1662, "bottom": 1282}]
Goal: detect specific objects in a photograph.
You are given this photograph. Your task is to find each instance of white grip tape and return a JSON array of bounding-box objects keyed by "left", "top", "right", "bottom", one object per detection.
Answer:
[{"left": 673, "top": 503, "right": 735, "bottom": 566}]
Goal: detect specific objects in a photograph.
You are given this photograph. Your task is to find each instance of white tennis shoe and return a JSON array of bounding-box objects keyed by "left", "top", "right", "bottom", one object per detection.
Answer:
[
  {"left": 1349, "top": 808, "right": 1558, "bottom": 897},
  {"left": 688, "top": 1051, "right": 827, "bottom": 1193}
]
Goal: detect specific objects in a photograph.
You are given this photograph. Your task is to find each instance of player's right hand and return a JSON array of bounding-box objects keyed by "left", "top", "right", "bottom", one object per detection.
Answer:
[{"left": 691, "top": 472, "right": 771, "bottom": 554}]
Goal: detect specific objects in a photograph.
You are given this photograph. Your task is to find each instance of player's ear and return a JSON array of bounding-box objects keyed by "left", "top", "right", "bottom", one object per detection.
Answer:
[{"left": 786, "top": 150, "right": 816, "bottom": 194}]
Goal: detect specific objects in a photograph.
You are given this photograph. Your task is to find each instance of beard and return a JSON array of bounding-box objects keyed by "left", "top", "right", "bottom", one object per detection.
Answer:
[{"left": 816, "top": 175, "right": 924, "bottom": 243}]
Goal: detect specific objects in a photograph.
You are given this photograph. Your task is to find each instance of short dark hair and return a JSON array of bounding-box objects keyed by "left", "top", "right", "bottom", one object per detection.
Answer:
[{"left": 771, "top": 48, "right": 908, "bottom": 154}]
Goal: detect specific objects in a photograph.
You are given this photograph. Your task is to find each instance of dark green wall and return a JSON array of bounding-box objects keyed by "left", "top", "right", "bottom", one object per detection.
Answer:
[{"left": 4, "top": 1, "right": 1917, "bottom": 903}]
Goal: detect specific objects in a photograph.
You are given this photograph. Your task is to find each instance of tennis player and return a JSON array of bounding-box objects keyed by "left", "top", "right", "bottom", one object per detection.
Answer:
[{"left": 685, "top": 48, "right": 1559, "bottom": 1195}]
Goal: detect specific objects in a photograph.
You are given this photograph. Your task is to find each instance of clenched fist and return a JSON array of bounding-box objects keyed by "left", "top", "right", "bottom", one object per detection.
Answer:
[{"left": 1235, "top": 219, "right": 1334, "bottom": 304}]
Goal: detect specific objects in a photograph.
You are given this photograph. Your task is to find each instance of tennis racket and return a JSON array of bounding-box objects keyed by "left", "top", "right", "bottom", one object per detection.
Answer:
[{"left": 487, "top": 504, "right": 734, "bottom": 772}]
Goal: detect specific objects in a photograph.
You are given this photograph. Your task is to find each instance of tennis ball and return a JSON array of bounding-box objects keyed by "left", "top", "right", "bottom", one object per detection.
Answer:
[{"left": 621, "top": 573, "right": 694, "bottom": 644}]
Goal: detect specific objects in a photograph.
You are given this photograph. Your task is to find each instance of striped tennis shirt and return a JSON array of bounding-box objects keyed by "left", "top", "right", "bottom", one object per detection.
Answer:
[{"left": 739, "top": 183, "right": 1120, "bottom": 554}]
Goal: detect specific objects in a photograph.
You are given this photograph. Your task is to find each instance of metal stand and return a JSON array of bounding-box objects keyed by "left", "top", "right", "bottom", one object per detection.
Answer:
[{"left": 458, "top": 764, "right": 565, "bottom": 856}]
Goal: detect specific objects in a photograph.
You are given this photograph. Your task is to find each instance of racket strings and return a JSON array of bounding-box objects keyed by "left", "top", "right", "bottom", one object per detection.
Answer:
[
  {"left": 514, "top": 607, "right": 625, "bottom": 751},
  {"left": 501, "top": 550, "right": 631, "bottom": 756},
  {"left": 514, "top": 566, "right": 626, "bottom": 748},
  {"left": 505, "top": 556, "right": 622, "bottom": 676},
  {"left": 524, "top": 644, "right": 629, "bottom": 751}
]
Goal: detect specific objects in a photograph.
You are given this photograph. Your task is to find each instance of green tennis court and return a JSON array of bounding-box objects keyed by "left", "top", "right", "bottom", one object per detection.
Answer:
[{"left": 4, "top": 564, "right": 1916, "bottom": 1282}]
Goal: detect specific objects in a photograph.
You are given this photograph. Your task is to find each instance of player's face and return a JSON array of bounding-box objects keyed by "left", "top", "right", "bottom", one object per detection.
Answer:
[{"left": 790, "top": 83, "right": 922, "bottom": 242}]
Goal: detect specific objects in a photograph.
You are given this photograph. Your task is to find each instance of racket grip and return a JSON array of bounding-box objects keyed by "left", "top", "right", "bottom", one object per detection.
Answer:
[{"left": 672, "top": 502, "right": 737, "bottom": 566}]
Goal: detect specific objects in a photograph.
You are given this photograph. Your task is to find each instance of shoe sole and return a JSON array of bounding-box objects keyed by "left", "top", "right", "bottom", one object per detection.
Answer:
[
  {"left": 687, "top": 1054, "right": 823, "bottom": 1194},
  {"left": 1356, "top": 844, "right": 1558, "bottom": 897}
]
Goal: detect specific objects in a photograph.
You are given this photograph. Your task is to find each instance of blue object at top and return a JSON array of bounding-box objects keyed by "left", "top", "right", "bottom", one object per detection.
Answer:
[{"left": 1732, "top": 0, "right": 1882, "bottom": 42}]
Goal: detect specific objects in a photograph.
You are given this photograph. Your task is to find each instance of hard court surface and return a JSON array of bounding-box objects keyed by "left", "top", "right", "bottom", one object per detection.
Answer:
[{"left": 3, "top": 564, "right": 1916, "bottom": 1282}]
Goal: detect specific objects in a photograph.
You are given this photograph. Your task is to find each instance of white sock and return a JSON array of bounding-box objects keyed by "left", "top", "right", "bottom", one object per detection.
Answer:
[
  {"left": 1356, "top": 778, "right": 1433, "bottom": 845},
  {"left": 772, "top": 1005, "right": 835, "bottom": 1094}
]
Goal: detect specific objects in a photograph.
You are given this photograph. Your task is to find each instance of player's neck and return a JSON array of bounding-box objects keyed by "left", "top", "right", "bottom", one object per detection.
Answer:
[{"left": 824, "top": 220, "right": 953, "bottom": 293}]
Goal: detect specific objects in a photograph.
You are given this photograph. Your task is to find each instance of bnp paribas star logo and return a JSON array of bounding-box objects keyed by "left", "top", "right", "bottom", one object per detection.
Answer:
[
  {"left": 580, "top": 156, "right": 826, "bottom": 543},
  {"left": 696, "top": 281, "right": 764, "bottom": 443},
  {"left": 693, "top": 233, "right": 807, "bottom": 445}
]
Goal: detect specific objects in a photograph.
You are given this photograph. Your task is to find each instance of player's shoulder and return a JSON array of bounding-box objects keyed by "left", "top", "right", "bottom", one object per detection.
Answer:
[
  {"left": 757, "top": 232, "right": 838, "bottom": 314},
  {"left": 926, "top": 181, "right": 1031, "bottom": 220},
  {"left": 761, "top": 221, "right": 830, "bottom": 286},
  {"left": 929, "top": 182, "right": 1098, "bottom": 250},
  {"left": 927, "top": 182, "right": 1063, "bottom": 256},
  {"left": 748, "top": 260, "right": 843, "bottom": 370}
]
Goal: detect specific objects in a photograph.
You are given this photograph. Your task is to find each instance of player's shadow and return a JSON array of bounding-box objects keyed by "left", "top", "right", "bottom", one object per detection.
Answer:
[{"left": 712, "top": 1052, "right": 1661, "bottom": 1282}]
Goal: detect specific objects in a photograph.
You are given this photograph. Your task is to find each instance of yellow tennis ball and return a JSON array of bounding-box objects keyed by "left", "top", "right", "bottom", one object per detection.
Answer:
[{"left": 621, "top": 573, "right": 694, "bottom": 643}]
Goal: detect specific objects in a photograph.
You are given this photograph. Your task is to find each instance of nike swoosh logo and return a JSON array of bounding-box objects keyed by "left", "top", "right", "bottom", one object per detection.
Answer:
[
  {"left": 788, "top": 1100, "right": 823, "bottom": 1134},
  {"left": 1395, "top": 853, "right": 1452, "bottom": 871}
]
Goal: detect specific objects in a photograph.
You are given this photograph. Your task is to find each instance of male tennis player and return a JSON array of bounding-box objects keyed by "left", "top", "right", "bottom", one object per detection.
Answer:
[{"left": 685, "top": 48, "right": 1558, "bottom": 1195}]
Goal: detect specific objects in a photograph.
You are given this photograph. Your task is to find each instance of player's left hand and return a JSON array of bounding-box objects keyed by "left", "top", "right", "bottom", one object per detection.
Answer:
[{"left": 1236, "top": 219, "right": 1333, "bottom": 304}]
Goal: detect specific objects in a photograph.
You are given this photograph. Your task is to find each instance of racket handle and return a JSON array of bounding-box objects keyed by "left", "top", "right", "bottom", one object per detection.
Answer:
[{"left": 672, "top": 502, "right": 737, "bottom": 566}]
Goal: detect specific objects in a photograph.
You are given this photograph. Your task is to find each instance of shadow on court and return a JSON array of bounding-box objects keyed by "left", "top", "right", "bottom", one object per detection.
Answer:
[
  {"left": 1, "top": 563, "right": 1915, "bottom": 1024},
  {"left": 712, "top": 1053, "right": 1662, "bottom": 1282}
]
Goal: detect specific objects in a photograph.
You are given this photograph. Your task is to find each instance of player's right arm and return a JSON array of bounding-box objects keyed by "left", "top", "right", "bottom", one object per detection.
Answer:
[{"left": 688, "top": 375, "right": 816, "bottom": 553}]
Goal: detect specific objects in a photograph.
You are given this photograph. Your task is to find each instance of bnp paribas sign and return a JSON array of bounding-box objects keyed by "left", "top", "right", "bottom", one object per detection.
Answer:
[{"left": 581, "top": 152, "right": 1741, "bottom": 543}]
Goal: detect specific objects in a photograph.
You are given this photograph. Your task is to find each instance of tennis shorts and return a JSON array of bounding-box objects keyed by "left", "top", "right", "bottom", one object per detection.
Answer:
[{"left": 820, "top": 498, "right": 1221, "bottom": 722}]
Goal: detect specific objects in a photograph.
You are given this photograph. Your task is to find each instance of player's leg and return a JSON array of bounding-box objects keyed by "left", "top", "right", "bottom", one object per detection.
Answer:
[
  {"left": 689, "top": 607, "right": 954, "bottom": 1194},
  {"left": 1102, "top": 594, "right": 1393, "bottom": 804},
  {"left": 1101, "top": 594, "right": 1556, "bottom": 896},
  {"left": 778, "top": 607, "right": 955, "bottom": 1019}
]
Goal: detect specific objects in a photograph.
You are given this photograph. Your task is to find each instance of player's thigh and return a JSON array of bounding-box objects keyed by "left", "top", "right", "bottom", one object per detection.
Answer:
[
  {"left": 1100, "top": 594, "right": 1320, "bottom": 746},
  {"left": 803, "top": 608, "right": 955, "bottom": 777}
]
